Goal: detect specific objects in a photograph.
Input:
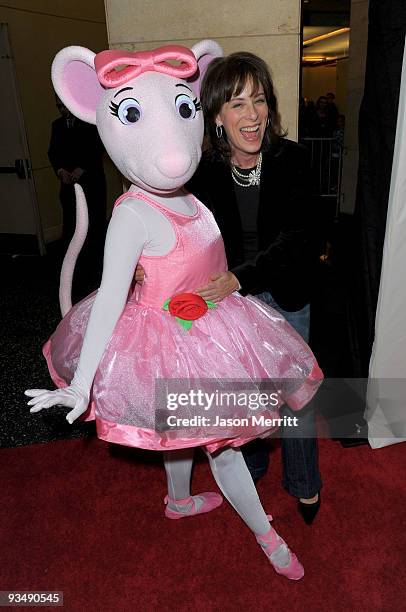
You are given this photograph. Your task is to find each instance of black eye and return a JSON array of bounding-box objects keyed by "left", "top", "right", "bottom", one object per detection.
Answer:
[
  {"left": 175, "top": 94, "right": 197, "bottom": 120},
  {"left": 124, "top": 105, "right": 141, "bottom": 123},
  {"left": 109, "top": 98, "right": 141, "bottom": 124}
]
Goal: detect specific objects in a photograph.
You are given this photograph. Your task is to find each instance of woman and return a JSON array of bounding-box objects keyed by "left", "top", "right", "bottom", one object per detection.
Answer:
[{"left": 189, "top": 52, "right": 322, "bottom": 523}]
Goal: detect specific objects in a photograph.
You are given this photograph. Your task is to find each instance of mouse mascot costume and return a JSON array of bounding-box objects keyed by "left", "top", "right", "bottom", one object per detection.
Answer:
[{"left": 26, "top": 40, "right": 323, "bottom": 580}]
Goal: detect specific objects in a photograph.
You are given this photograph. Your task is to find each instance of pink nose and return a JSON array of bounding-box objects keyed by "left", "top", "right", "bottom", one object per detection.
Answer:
[{"left": 156, "top": 154, "right": 192, "bottom": 178}]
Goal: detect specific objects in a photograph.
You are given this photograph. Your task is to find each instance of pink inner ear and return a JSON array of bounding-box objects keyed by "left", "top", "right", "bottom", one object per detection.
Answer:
[
  {"left": 64, "top": 60, "right": 104, "bottom": 118},
  {"left": 188, "top": 53, "right": 214, "bottom": 97}
]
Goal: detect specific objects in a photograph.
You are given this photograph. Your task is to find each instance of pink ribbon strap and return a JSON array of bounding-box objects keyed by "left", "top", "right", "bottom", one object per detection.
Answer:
[{"left": 94, "top": 45, "right": 197, "bottom": 88}]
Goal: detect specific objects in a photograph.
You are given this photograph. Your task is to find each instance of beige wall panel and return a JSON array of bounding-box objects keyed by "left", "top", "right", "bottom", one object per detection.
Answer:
[
  {"left": 110, "top": 34, "right": 300, "bottom": 140},
  {"left": 106, "top": 0, "right": 300, "bottom": 45},
  {"left": 3, "top": 0, "right": 105, "bottom": 21},
  {"left": 348, "top": 40, "right": 368, "bottom": 79}
]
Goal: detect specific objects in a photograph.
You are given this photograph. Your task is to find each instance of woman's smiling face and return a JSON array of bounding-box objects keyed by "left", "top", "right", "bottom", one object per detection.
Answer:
[{"left": 216, "top": 79, "right": 268, "bottom": 162}]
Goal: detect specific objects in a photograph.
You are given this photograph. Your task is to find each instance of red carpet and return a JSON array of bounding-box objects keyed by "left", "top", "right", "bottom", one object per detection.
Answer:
[{"left": 1, "top": 437, "right": 405, "bottom": 611}]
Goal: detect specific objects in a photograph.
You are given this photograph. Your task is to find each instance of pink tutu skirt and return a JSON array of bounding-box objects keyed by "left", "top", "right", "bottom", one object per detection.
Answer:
[{"left": 44, "top": 291, "right": 323, "bottom": 452}]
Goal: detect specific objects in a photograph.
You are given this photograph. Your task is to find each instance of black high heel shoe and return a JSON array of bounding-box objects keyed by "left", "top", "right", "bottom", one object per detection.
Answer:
[{"left": 298, "top": 493, "right": 321, "bottom": 525}]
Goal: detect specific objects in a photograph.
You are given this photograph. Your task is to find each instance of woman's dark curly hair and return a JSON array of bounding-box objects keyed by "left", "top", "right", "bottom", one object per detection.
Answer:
[{"left": 200, "top": 51, "right": 285, "bottom": 162}]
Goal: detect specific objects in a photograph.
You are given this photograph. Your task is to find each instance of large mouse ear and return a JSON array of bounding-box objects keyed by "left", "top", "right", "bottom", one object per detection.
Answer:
[
  {"left": 51, "top": 46, "right": 104, "bottom": 125},
  {"left": 188, "top": 39, "right": 223, "bottom": 97}
]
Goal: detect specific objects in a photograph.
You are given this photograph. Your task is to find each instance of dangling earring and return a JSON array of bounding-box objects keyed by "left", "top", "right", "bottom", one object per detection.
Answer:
[
  {"left": 266, "top": 117, "right": 270, "bottom": 128},
  {"left": 216, "top": 124, "right": 223, "bottom": 139}
]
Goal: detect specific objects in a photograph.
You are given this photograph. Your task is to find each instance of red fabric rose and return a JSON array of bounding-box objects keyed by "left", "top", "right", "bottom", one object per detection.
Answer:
[{"left": 168, "top": 293, "right": 208, "bottom": 321}]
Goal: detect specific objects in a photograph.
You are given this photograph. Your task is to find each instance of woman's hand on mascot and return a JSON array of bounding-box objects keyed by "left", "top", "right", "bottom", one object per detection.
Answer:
[
  {"left": 195, "top": 272, "right": 240, "bottom": 302},
  {"left": 134, "top": 263, "right": 146, "bottom": 283}
]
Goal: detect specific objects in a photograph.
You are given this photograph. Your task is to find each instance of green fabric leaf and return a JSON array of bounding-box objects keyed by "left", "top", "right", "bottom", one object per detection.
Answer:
[
  {"left": 176, "top": 317, "right": 193, "bottom": 331},
  {"left": 162, "top": 299, "right": 170, "bottom": 311},
  {"left": 205, "top": 300, "right": 217, "bottom": 309}
]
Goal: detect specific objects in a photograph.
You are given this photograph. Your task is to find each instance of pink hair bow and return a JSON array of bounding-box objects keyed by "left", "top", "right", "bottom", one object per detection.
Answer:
[{"left": 94, "top": 45, "right": 197, "bottom": 88}]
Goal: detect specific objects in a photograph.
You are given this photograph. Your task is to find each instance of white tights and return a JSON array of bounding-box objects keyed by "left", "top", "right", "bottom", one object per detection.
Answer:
[{"left": 163, "top": 446, "right": 271, "bottom": 536}]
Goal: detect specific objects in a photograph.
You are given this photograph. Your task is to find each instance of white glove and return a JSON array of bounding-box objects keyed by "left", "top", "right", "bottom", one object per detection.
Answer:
[{"left": 25, "top": 384, "right": 89, "bottom": 424}]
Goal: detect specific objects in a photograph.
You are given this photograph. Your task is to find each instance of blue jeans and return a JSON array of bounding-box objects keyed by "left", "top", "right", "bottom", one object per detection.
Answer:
[{"left": 241, "top": 292, "right": 322, "bottom": 498}]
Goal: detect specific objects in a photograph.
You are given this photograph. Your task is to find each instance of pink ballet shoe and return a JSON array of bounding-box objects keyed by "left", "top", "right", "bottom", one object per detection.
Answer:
[
  {"left": 164, "top": 492, "right": 223, "bottom": 519},
  {"left": 256, "top": 515, "right": 304, "bottom": 580}
]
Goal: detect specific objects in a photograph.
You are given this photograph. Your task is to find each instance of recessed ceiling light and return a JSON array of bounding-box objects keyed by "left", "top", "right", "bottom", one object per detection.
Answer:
[{"left": 303, "top": 28, "right": 350, "bottom": 46}]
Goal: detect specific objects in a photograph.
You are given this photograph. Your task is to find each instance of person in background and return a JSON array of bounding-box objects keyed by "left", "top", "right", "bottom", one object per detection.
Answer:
[
  {"left": 308, "top": 95, "right": 334, "bottom": 137},
  {"left": 333, "top": 114, "right": 345, "bottom": 150},
  {"left": 326, "top": 92, "right": 339, "bottom": 129},
  {"left": 48, "top": 96, "right": 107, "bottom": 265},
  {"left": 298, "top": 96, "right": 309, "bottom": 139}
]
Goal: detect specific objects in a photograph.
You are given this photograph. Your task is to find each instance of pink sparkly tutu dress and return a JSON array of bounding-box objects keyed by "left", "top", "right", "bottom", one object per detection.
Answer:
[{"left": 43, "top": 192, "right": 323, "bottom": 452}]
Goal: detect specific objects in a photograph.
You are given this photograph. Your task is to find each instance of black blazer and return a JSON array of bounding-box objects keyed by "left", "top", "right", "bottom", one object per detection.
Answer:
[{"left": 187, "top": 138, "right": 317, "bottom": 311}]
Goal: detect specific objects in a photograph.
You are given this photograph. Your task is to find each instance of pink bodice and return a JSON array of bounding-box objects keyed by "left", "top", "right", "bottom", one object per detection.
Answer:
[{"left": 114, "top": 191, "right": 228, "bottom": 309}]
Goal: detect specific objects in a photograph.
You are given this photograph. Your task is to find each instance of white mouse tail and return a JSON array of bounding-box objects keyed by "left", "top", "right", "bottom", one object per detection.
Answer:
[{"left": 59, "top": 184, "right": 89, "bottom": 317}]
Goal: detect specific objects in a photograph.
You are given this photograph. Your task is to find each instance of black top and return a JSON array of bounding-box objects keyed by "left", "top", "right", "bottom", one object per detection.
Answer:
[
  {"left": 232, "top": 168, "right": 260, "bottom": 262},
  {"left": 186, "top": 138, "right": 318, "bottom": 311}
]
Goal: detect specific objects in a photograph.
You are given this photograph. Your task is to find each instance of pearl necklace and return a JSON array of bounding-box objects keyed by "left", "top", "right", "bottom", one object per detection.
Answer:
[{"left": 231, "top": 152, "right": 262, "bottom": 187}]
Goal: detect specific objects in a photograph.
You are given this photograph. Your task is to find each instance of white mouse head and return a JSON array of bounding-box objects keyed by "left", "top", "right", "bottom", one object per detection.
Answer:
[{"left": 51, "top": 40, "right": 223, "bottom": 193}]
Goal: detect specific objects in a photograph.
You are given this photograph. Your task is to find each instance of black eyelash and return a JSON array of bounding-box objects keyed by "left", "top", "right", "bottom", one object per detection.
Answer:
[
  {"left": 111, "top": 97, "right": 201, "bottom": 115},
  {"left": 109, "top": 101, "right": 119, "bottom": 116}
]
